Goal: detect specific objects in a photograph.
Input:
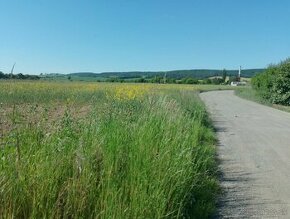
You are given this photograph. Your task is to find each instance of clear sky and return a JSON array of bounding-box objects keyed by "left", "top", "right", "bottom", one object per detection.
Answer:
[{"left": 1, "top": 0, "right": 290, "bottom": 74}]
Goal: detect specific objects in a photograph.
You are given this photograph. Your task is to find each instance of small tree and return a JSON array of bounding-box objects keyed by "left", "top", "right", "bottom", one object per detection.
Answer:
[
  {"left": 180, "top": 77, "right": 198, "bottom": 84},
  {"left": 203, "top": 78, "right": 212, "bottom": 84},
  {"left": 135, "top": 77, "right": 146, "bottom": 83},
  {"left": 151, "top": 76, "right": 163, "bottom": 83},
  {"left": 17, "top": 73, "right": 25, "bottom": 79},
  {"left": 211, "top": 77, "right": 224, "bottom": 85},
  {"left": 185, "top": 77, "right": 198, "bottom": 84}
]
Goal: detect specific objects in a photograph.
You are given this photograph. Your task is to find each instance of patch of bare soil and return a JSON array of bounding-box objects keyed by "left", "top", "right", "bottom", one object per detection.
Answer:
[{"left": 0, "top": 103, "right": 92, "bottom": 140}]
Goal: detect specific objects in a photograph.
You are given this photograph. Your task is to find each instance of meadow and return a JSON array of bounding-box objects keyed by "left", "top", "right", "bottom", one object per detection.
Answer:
[{"left": 0, "top": 81, "right": 228, "bottom": 218}]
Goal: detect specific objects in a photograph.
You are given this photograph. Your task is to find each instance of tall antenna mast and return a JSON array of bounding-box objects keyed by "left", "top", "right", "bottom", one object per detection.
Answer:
[{"left": 238, "top": 65, "right": 241, "bottom": 81}]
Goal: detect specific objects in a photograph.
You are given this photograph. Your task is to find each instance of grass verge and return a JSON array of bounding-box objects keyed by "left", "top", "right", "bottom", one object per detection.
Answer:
[{"left": 236, "top": 87, "right": 290, "bottom": 112}]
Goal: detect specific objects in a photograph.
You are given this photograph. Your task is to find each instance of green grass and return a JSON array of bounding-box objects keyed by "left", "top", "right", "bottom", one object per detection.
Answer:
[
  {"left": 0, "top": 82, "right": 219, "bottom": 218},
  {"left": 236, "top": 87, "right": 290, "bottom": 112},
  {"left": 235, "top": 87, "right": 267, "bottom": 103}
]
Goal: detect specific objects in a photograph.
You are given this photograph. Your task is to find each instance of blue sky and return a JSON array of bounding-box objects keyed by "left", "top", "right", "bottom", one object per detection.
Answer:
[{"left": 1, "top": 0, "right": 290, "bottom": 74}]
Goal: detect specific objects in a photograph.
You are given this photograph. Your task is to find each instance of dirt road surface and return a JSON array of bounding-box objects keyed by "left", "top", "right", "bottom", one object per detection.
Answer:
[{"left": 200, "top": 90, "right": 290, "bottom": 218}]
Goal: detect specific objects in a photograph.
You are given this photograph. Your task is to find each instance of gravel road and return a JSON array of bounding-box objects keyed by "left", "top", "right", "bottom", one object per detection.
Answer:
[{"left": 200, "top": 90, "right": 290, "bottom": 218}]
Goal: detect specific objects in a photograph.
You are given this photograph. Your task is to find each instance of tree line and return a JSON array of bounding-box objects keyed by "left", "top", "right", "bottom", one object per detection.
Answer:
[
  {"left": 0, "top": 71, "right": 40, "bottom": 80},
  {"left": 105, "top": 69, "right": 240, "bottom": 85}
]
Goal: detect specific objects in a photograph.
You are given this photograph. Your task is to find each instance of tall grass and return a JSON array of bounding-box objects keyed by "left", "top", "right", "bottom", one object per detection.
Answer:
[
  {"left": 0, "top": 82, "right": 219, "bottom": 218},
  {"left": 236, "top": 87, "right": 290, "bottom": 112}
]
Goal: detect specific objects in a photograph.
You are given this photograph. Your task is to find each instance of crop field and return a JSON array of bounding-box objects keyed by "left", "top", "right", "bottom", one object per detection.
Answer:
[{"left": 0, "top": 81, "right": 228, "bottom": 218}]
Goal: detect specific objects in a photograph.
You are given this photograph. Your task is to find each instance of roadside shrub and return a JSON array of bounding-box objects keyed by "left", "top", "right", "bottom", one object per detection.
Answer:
[
  {"left": 251, "top": 66, "right": 277, "bottom": 100},
  {"left": 271, "top": 61, "right": 290, "bottom": 105},
  {"left": 252, "top": 58, "right": 290, "bottom": 105}
]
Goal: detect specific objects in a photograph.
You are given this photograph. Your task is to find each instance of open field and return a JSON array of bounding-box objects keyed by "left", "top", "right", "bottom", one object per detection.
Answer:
[{"left": 0, "top": 81, "right": 229, "bottom": 218}]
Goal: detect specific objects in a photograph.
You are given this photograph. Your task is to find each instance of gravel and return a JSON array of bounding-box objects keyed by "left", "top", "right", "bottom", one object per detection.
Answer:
[{"left": 200, "top": 90, "right": 290, "bottom": 218}]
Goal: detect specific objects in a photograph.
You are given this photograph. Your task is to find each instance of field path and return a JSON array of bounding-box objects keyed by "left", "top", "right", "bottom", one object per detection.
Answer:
[{"left": 200, "top": 90, "right": 290, "bottom": 218}]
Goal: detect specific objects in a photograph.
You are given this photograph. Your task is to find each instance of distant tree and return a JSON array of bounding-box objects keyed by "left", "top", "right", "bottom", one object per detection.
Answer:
[
  {"left": 68, "top": 76, "right": 72, "bottom": 80},
  {"left": 165, "top": 78, "right": 176, "bottom": 84},
  {"left": 106, "top": 77, "right": 125, "bottom": 83},
  {"left": 150, "top": 76, "right": 163, "bottom": 83},
  {"left": 106, "top": 77, "right": 119, "bottom": 82},
  {"left": 135, "top": 77, "right": 146, "bottom": 83},
  {"left": 182, "top": 77, "right": 199, "bottom": 84},
  {"left": 203, "top": 79, "right": 212, "bottom": 84},
  {"left": 17, "top": 73, "right": 26, "bottom": 79},
  {"left": 0, "top": 71, "right": 5, "bottom": 79},
  {"left": 211, "top": 77, "right": 224, "bottom": 85},
  {"left": 28, "top": 75, "right": 40, "bottom": 80}
]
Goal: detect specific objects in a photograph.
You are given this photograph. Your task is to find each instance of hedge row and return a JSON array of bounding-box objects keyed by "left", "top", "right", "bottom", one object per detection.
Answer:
[{"left": 252, "top": 58, "right": 290, "bottom": 105}]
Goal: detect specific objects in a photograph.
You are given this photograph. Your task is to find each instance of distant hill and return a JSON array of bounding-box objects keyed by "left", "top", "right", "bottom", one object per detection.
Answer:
[{"left": 68, "top": 69, "right": 264, "bottom": 80}]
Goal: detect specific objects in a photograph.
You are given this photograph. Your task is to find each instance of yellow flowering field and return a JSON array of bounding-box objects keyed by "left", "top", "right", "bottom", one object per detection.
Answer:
[{"left": 0, "top": 80, "right": 230, "bottom": 104}]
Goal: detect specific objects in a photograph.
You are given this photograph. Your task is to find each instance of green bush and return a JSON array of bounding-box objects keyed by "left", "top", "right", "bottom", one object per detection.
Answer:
[
  {"left": 181, "top": 77, "right": 199, "bottom": 84},
  {"left": 210, "top": 78, "right": 224, "bottom": 85},
  {"left": 271, "top": 61, "right": 290, "bottom": 105},
  {"left": 251, "top": 66, "right": 277, "bottom": 99},
  {"left": 252, "top": 58, "right": 290, "bottom": 105}
]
